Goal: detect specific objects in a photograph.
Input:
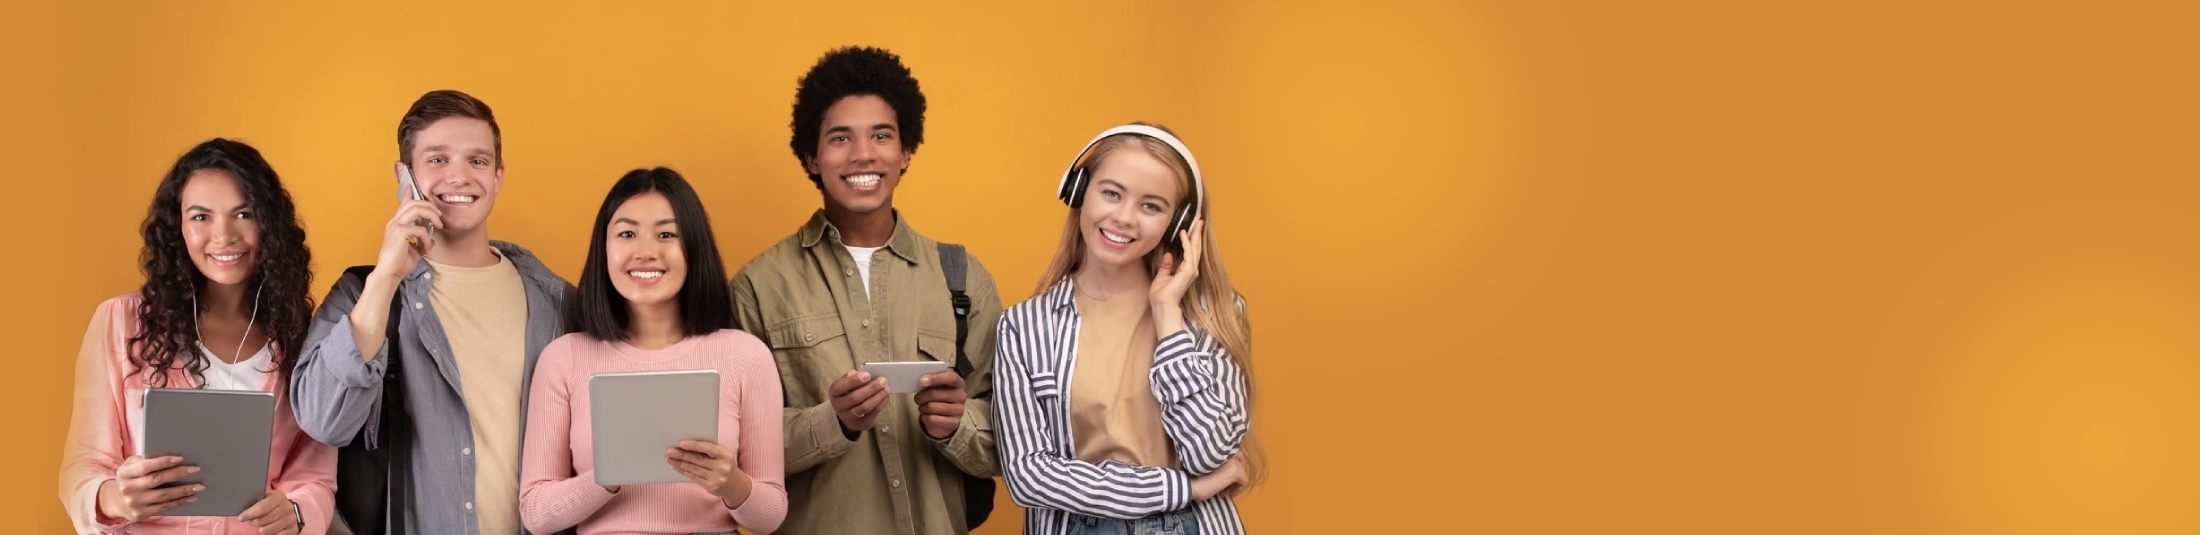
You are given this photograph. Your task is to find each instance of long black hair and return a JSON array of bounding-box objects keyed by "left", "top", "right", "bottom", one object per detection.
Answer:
[
  {"left": 130, "top": 138, "right": 315, "bottom": 387},
  {"left": 564, "top": 167, "right": 733, "bottom": 341}
]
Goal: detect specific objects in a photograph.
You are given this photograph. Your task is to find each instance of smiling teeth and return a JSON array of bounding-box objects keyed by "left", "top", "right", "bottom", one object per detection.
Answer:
[
  {"left": 846, "top": 174, "right": 881, "bottom": 187},
  {"left": 441, "top": 195, "right": 476, "bottom": 203},
  {"left": 1101, "top": 230, "right": 1133, "bottom": 244},
  {"left": 631, "top": 271, "right": 664, "bottom": 279},
  {"left": 211, "top": 253, "right": 243, "bottom": 262}
]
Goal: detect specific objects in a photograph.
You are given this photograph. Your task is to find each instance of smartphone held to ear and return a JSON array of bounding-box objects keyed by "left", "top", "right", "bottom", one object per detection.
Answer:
[
  {"left": 396, "top": 163, "right": 423, "bottom": 202},
  {"left": 396, "top": 163, "right": 430, "bottom": 251},
  {"left": 861, "top": 361, "right": 951, "bottom": 393}
]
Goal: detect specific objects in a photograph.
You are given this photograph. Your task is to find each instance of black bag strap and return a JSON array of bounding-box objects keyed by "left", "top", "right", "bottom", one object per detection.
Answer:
[
  {"left": 340, "top": 265, "right": 408, "bottom": 535},
  {"left": 341, "top": 266, "right": 404, "bottom": 441},
  {"left": 936, "top": 243, "right": 997, "bottom": 530},
  {"left": 935, "top": 244, "right": 975, "bottom": 381}
]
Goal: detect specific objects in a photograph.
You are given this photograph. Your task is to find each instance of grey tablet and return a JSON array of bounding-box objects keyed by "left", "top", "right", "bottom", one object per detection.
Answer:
[
  {"left": 141, "top": 388, "right": 274, "bottom": 517},
  {"left": 590, "top": 369, "right": 719, "bottom": 486}
]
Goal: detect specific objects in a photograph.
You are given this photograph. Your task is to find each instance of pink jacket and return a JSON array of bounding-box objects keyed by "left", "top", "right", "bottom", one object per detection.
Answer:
[{"left": 58, "top": 294, "right": 337, "bottom": 535}]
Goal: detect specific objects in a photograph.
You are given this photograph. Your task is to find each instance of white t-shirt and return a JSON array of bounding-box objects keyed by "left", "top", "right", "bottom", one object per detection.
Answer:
[
  {"left": 198, "top": 341, "right": 274, "bottom": 391},
  {"left": 846, "top": 245, "right": 883, "bottom": 291}
]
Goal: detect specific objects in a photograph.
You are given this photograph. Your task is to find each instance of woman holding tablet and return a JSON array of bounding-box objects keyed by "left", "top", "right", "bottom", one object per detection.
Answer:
[
  {"left": 519, "top": 168, "right": 787, "bottom": 534},
  {"left": 58, "top": 138, "right": 335, "bottom": 535},
  {"left": 995, "top": 124, "right": 1263, "bottom": 535}
]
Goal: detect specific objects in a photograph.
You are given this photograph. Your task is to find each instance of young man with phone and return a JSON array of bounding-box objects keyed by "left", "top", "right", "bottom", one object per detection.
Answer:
[
  {"left": 291, "top": 90, "right": 575, "bottom": 535},
  {"left": 730, "top": 46, "right": 1004, "bottom": 535}
]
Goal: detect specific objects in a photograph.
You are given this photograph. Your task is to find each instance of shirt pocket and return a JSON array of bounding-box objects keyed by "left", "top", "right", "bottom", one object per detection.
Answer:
[
  {"left": 916, "top": 331, "right": 959, "bottom": 368},
  {"left": 766, "top": 313, "right": 848, "bottom": 351},
  {"left": 765, "top": 313, "right": 848, "bottom": 405}
]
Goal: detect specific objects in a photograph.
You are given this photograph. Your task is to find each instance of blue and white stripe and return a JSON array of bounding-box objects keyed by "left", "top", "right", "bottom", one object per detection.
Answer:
[{"left": 994, "top": 278, "right": 1249, "bottom": 535}]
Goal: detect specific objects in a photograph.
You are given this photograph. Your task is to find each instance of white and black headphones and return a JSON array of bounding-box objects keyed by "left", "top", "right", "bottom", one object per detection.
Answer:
[{"left": 1056, "top": 124, "right": 1206, "bottom": 244}]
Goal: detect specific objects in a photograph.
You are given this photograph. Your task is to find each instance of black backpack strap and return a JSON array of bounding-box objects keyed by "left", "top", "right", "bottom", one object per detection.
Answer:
[
  {"left": 339, "top": 266, "right": 405, "bottom": 445},
  {"left": 935, "top": 243, "right": 997, "bottom": 530},
  {"left": 936, "top": 243, "right": 975, "bottom": 380},
  {"left": 338, "top": 265, "right": 409, "bottom": 535}
]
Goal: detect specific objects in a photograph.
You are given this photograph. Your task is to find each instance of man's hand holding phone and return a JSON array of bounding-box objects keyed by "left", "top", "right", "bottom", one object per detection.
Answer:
[{"left": 376, "top": 162, "right": 442, "bottom": 282}]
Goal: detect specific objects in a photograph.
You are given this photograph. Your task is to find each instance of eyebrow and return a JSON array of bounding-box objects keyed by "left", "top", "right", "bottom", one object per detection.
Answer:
[
  {"left": 419, "top": 145, "right": 493, "bottom": 157},
  {"left": 1095, "top": 178, "right": 1172, "bottom": 207},
  {"left": 612, "top": 217, "right": 679, "bottom": 226},
  {"left": 185, "top": 202, "right": 250, "bottom": 213},
  {"left": 824, "top": 123, "right": 897, "bottom": 136}
]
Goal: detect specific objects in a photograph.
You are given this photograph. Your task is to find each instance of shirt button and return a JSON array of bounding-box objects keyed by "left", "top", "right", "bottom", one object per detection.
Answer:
[
  {"left": 804, "top": 332, "right": 814, "bottom": 342},
  {"left": 422, "top": 273, "right": 431, "bottom": 281},
  {"left": 862, "top": 319, "right": 871, "bottom": 328},
  {"left": 413, "top": 302, "right": 423, "bottom": 310},
  {"left": 881, "top": 426, "right": 890, "bottom": 434},
  {"left": 845, "top": 267, "right": 854, "bottom": 276},
  {"left": 462, "top": 447, "right": 471, "bottom": 456},
  {"left": 463, "top": 501, "right": 473, "bottom": 511},
  {"left": 891, "top": 479, "right": 902, "bottom": 488}
]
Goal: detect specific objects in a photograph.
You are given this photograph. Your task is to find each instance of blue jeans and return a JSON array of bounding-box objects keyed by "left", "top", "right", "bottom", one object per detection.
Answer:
[{"left": 1068, "top": 509, "right": 1201, "bottom": 535}]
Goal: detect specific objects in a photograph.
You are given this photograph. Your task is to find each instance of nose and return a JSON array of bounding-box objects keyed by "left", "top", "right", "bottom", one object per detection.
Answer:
[
  {"left": 209, "top": 215, "right": 240, "bottom": 245},
  {"left": 850, "top": 136, "right": 879, "bottom": 165},
  {"left": 1103, "top": 195, "right": 1138, "bottom": 223}
]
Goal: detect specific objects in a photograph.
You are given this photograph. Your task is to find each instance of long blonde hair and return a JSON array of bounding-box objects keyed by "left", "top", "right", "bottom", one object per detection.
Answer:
[{"left": 1033, "top": 123, "right": 1267, "bottom": 488}]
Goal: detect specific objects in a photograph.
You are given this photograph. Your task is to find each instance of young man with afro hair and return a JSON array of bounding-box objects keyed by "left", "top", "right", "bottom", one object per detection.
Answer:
[{"left": 730, "top": 46, "right": 1005, "bottom": 535}]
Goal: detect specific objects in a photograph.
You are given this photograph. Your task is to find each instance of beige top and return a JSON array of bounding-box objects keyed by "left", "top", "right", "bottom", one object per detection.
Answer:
[
  {"left": 1068, "top": 286, "right": 1179, "bottom": 469},
  {"left": 426, "top": 253, "right": 528, "bottom": 535}
]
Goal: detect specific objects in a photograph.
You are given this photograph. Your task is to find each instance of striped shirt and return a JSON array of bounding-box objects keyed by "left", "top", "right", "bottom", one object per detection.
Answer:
[{"left": 994, "top": 278, "right": 1249, "bottom": 535}]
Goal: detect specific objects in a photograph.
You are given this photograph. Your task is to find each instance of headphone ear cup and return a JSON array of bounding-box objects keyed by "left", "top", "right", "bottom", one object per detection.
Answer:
[
  {"left": 1167, "top": 203, "right": 1193, "bottom": 243},
  {"left": 1061, "top": 167, "right": 1088, "bottom": 208}
]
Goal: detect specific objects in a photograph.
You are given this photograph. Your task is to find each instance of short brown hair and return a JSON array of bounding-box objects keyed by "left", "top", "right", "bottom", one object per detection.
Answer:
[{"left": 396, "top": 89, "right": 502, "bottom": 167}]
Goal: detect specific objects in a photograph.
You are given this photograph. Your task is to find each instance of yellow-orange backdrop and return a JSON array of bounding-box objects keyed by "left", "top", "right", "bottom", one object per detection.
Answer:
[{"left": 4, "top": 1, "right": 2199, "bottom": 533}]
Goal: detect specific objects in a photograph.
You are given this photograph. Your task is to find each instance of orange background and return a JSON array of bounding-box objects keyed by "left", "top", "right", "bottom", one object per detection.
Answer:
[{"left": 4, "top": 1, "right": 2199, "bottom": 533}]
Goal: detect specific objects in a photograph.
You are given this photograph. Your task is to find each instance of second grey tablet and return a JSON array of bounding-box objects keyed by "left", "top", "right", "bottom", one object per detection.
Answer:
[
  {"left": 590, "top": 369, "right": 719, "bottom": 486},
  {"left": 141, "top": 388, "right": 274, "bottom": 517}
]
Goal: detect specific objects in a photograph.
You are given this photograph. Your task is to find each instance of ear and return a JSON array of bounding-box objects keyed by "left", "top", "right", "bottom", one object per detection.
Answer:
[
  {"left": 803, "top": 155, "right": 820, "bottom": 177},
  {"left": 899, "top": 150, "right": 913, "bottom": 175},
  {"left": 490, "top": 166, "right": 506, "bottom": 193}
]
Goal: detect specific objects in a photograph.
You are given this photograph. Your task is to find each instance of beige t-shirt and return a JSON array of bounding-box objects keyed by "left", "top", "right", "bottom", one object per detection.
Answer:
[
  {"left": 426, "top": 253, "right": 528, "bottom": 535},
  {"left": 1069, "top": 287, "right": 1180, "bottom": 469}
]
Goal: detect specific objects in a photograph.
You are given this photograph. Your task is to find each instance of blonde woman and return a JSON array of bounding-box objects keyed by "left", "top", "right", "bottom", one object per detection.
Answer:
[{"left": 995, "top": 124, "right": 1262, "bottom": 535}]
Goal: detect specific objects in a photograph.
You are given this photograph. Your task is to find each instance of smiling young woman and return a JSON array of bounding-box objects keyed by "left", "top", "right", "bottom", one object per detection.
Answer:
[{"left": 59, "top": 138, "right": 332, "bottom": 535}]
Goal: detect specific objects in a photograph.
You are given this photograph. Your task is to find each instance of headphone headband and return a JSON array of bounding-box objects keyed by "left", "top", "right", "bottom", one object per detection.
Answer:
[{"left": 1055, "top": 125, "right": 1206, "bottom": 236}]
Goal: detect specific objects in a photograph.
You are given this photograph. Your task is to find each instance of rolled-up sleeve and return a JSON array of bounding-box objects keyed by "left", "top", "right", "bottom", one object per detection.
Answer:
[{"left": 290, "top": 274, "right": 391, "bottom": 447}]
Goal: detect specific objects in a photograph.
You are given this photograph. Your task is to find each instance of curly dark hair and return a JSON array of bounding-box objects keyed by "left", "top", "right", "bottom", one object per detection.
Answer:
[
  {"left": 130, "top": 138, "right": 316, "bottom": 388},
  {"left": 790, "top": 46, "right": 927, "bottom": 187}
]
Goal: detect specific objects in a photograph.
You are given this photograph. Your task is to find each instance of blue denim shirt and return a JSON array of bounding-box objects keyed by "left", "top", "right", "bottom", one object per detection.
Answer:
[{"left": 291, "top": 242, "right": 573, "bottom": 535}]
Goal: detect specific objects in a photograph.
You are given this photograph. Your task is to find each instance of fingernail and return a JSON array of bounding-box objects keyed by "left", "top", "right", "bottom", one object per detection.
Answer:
[
  {"left": 187, "top": 467, "right": 201, "bottom": 474},
  {"left": 859, "top": 372, "right": 871, "bottom": 381},
  {"left": 193, "top": 485, "right": 205, "bottom": 491}
]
